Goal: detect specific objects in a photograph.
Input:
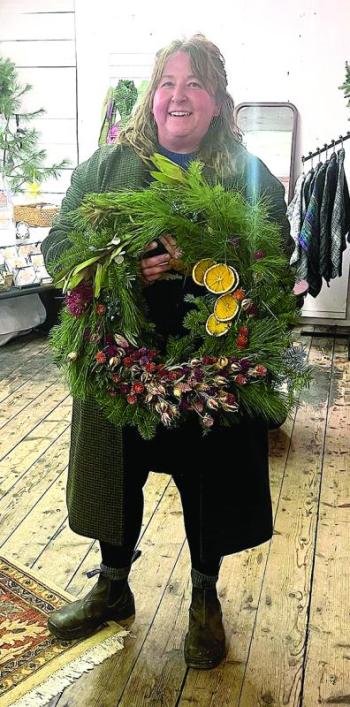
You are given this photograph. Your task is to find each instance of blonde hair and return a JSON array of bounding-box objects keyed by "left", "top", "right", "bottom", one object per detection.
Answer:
[{"left": 118, "top": 34, "right": 242, "bottom": 177}]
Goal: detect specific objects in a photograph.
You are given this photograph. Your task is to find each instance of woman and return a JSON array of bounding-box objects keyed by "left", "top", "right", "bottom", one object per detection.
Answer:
[{"left": 42, "top": 34, "right": 292, "bottom": 669}]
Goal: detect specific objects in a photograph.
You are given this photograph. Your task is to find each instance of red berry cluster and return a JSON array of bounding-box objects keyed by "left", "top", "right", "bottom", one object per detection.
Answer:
[
  {"left": 132, "top": 382, "right": 145, "bottom": 394},
  {"left": 127, "top": 380, "right": 146, "bottom": 403},
  {"left": 95, "top": 303, "right": 107, "bottom": 315},
  {"left": 95, "top": 351, "right": 107, "bottom": 363},
  {"left": 236, "top": 326, "right": 249, "bottom": 349},
  {"left": 232, "top": 288, "right": 245, "bottom": 302}
]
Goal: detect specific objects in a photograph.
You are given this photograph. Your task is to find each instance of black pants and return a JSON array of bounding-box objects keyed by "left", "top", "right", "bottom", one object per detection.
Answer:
[{"left": 100, "top": 467, "right": 221, "bottom": 575}]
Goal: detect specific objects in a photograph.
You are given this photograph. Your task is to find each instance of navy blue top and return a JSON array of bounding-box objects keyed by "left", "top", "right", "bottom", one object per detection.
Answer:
[{"left": 157, "top": 145, "right": 197, "bottom": 169}]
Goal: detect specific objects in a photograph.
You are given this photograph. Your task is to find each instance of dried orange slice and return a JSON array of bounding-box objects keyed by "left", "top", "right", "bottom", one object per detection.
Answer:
[
  {"left": 229, "top": 267, "right": 239, "bottom": 289},
  {"left": 214, "top": 293, "right": 240, "bottom": 322},
  {"left": 205, "top": 313, "right": 232, "bottom": 337},
  {"left": 204, "top": 263, "right": 239, "bottom": 294},
  {"left": 192, "top": 258, "right": 217, "bottom": 286}
]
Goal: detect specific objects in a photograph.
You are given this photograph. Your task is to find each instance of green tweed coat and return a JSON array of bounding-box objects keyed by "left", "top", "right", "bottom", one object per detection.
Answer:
[{"left": 42, "top": 141, "right": 292, "bottom": 549}]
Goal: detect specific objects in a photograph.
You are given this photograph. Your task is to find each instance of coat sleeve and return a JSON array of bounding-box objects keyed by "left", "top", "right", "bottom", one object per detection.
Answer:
[
  {"left": 243, "top": 153, "right": 294, "bottom": 261},
  {"left": 41, "top": 150, "right": 103, "bottom": 276}
]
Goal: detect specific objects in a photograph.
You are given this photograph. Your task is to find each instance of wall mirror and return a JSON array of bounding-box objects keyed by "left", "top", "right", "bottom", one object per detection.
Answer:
[{"left": 234, "top": 102, "right": 298, "bottom": 204}]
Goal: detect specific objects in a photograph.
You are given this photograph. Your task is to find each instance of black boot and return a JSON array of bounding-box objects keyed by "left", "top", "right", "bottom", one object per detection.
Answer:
[
  {"left": 184, "top": 585, "right": 226, "bottom": 669},
  {"left": 48, "top": 574, "right": 135, "bottom": 641},
  {"left": 47, "top": 550, "right": 141, "bottom": 641}
]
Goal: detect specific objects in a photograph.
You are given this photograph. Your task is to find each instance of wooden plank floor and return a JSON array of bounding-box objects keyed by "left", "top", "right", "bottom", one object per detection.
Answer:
[{"left": 1, "top": 329, "right": 349, "bottom": 706}]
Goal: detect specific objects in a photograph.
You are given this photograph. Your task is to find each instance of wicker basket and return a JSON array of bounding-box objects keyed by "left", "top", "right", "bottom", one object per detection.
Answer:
[{"left": 13, "top": 202, "right": 59, "bottom": 227}]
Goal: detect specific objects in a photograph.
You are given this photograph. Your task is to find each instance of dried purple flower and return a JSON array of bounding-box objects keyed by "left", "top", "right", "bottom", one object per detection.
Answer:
[
  {"left": 202, "top": 414, "right": 214, "bottom": 428},
  {"left": 65, "top": 282, "right": 93, "bottom": 317},
  {"left": 207, "top": 398, "right": 219, "bottom": 410},
  {"left": 239, "top": 358, "right": 251, "bottom": 372},
  {"left": 161, "top": 412, "right": 172, "bottom": 426},
  {"left": 114, "top": 334, "right": 129, "bottom": 348},
  {"left": 106, "top": 345, "right": 118, "bottom": 357},
  {"left": 119, "top": 384, "right": 130, "bottom": 395},
  {"left": 194, "top": 369, "right": 204, "bottom": 381},
  {"left": 192, "top": 399, "right": 204, "bottom": 413}
]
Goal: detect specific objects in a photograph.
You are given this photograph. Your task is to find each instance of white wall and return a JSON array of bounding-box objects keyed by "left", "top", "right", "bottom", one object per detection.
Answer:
[
  {"left": 75, "top": 0, "right": 350, "bottom": 165},
  {"left": 0, "top": 0, "right": 78, "bottom": 201}
]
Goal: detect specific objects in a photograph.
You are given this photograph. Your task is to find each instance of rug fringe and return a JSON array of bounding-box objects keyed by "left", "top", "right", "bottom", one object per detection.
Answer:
[{"left": 10, "top": 630, "right": 129, "bottom": 707}]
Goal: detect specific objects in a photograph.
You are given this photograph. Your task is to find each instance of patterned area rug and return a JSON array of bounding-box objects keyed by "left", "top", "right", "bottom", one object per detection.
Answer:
[{"left": 0, "top": 556, "right": 128, "bottom": 707}]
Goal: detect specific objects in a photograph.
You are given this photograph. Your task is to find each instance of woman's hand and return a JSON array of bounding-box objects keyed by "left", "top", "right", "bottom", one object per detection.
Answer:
[{"left": 140, "top": 234, "right": 181, "bottom": 283}]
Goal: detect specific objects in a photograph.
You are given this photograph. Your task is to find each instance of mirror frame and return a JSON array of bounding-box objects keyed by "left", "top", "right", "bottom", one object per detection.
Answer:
[{"left": 234, "top": 101, "right": 298, "bottom": 204}]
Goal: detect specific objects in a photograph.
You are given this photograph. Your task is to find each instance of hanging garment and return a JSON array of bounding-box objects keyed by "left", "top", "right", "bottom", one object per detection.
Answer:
[
  {"left": 298, "top": 161, "right": 328, "bottom": 297},
  {"left": 299, "top": 162, "right": 324, "bottom": 252},
  {"left": 345, "top": 178, "right": 350, "bottom": 244},
  {"left": 295, "top": 162, "right": 318, "bottom": 285},
  {"left": 287, "top": 172, "right": 305, "bottom": 266},
  {"left": 301, "top": 164, "right": 316, "bottom": 216},
  {"left": 330, "top": 148, "right": 350, "bottom": 278},
  {"left": 286, "top": 167, "right": 312, "bottom": 293},
  {"left": 319, "top": 152, "right": 338, "bottom": 283},
  {"left": 286, "top": 166, "right": 313, "bottom": 292}
]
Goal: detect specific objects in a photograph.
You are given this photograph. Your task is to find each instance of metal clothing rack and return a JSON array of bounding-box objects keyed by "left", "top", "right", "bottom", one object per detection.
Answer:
[
  {"left": 300, "top": 131, "right": 350, "bottom": 358},
  {"left": 302, "top": 130, "right": 350, "bottom": 163}
]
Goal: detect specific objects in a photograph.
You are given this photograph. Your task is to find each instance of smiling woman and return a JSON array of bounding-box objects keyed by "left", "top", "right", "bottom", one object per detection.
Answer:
[
  {"left": 41, "top": 33, "right": 294, "bottom": 671},
  {"left": 152, "top": 52, "right": 220, "bottom": 153},
  {"left": 118, "top": 34, "right": 244, "bottom": 179}
]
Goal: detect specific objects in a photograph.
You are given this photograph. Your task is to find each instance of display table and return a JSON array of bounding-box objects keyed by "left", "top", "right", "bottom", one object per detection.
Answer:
[
  {"left": 0, "top": 283, "right": 55, "bottom": 300},
  {"left": 0, "top": 228, "right": 54, "bottom": 345}
]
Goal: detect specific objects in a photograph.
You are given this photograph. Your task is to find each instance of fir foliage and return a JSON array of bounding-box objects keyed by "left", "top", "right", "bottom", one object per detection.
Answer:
[
  {"left": 0, "top": 56, "right": 69, "bottom": 191},
  {"left": 339, "top": 61, "right": 350, "bottom": 114}
]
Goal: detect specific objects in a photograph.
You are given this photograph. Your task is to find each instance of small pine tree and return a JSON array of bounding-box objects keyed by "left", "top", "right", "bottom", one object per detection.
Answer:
[
  {"left": 339, "top": 61, "right": 350, "bottom": 115},
  {"left": 0, "top": 56, "right": 70, "bottom": 192}
]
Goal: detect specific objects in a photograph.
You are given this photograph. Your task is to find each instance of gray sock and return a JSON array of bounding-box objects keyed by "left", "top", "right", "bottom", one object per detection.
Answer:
[
  {"left": 191, "top": 567, "right": 218, "bottom": 589},
  {"left": 100, "top": 563, "right": 131, "bottom": 581}
]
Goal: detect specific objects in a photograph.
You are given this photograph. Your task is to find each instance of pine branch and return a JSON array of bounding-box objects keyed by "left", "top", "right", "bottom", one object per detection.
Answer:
[
  {"left": 0, "top": 55, "right": 68, "bottom": 191},
  {"left": 238, "top": 383, "right": 290, "bottom": 422}
]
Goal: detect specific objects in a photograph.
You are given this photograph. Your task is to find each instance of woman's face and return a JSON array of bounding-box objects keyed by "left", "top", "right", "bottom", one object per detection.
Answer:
[{"left": 152, "top": 51, "right": 220, "bottom": 153}]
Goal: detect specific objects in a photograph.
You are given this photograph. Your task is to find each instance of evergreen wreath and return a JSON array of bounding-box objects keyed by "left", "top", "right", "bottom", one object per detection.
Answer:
[{"left": 50, "top": 154, "right": 311, "bottom": 439}]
